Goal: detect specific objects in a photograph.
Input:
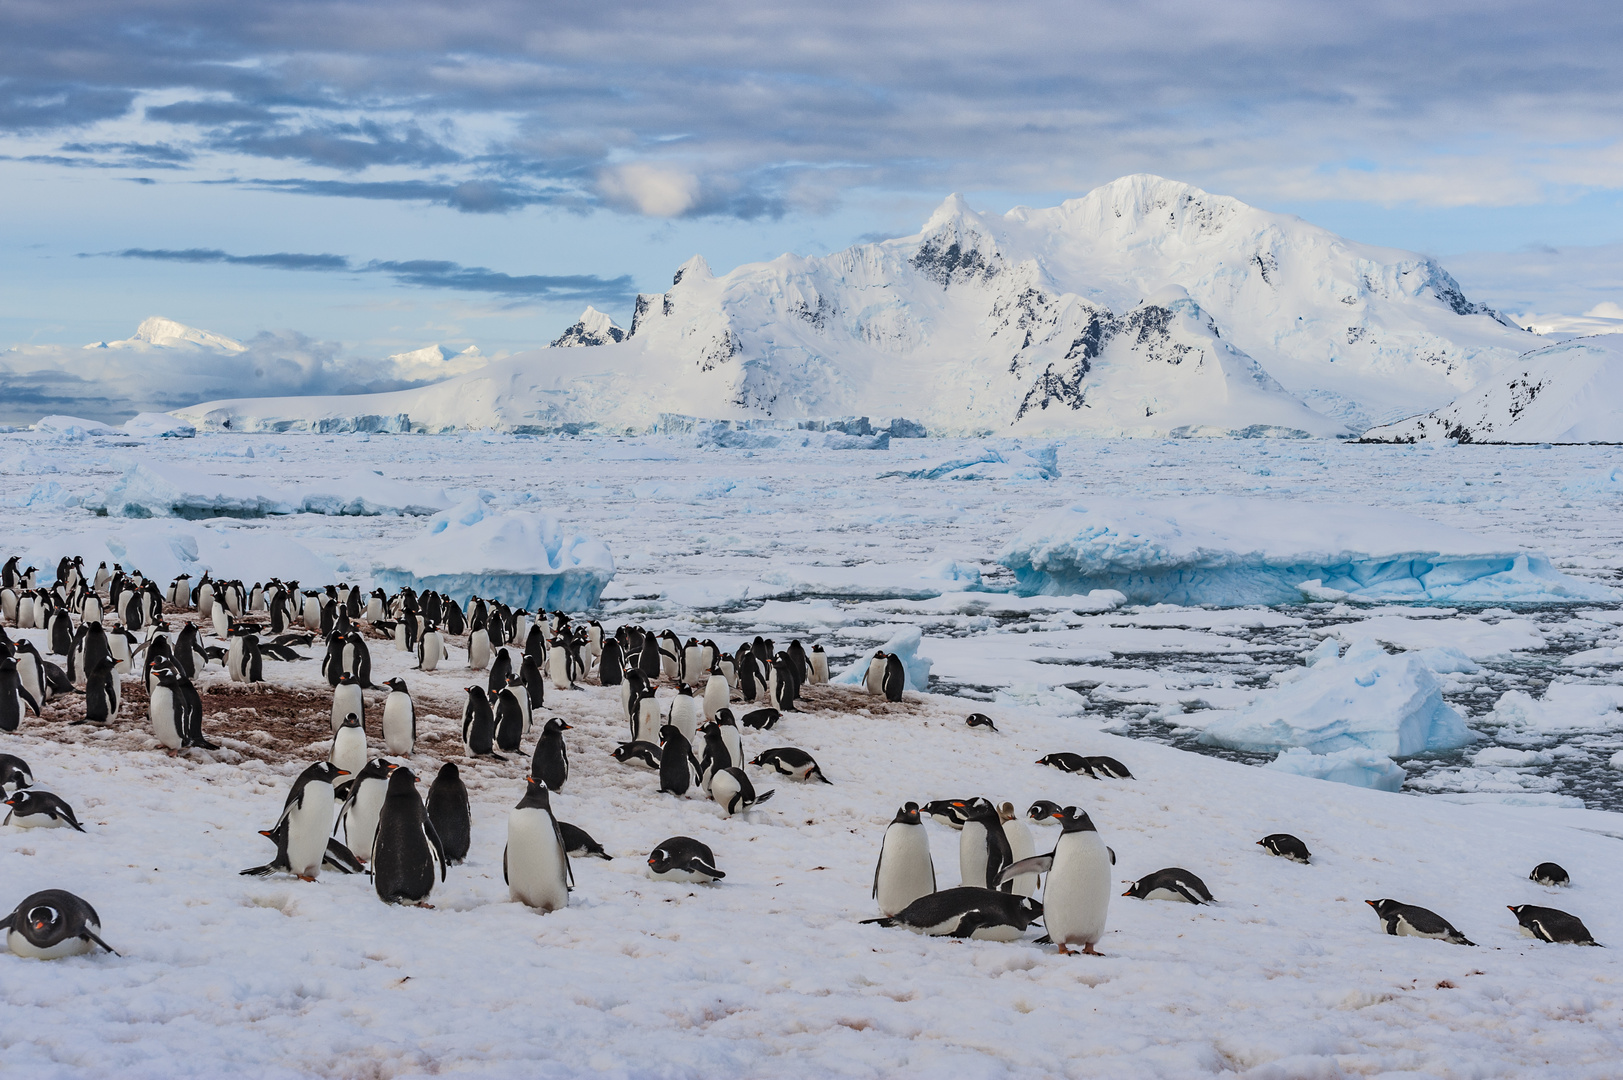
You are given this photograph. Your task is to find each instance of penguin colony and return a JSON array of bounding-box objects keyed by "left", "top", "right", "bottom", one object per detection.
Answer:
[{"left": 0, "top": 551, "right": 1606, "bottom": 959}]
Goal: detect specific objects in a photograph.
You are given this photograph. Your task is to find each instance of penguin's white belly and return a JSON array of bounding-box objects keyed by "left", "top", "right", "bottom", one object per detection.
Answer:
[
  {"left": 382, "top": 696, "right": 414, "bottom": 754},
  {"left": 1141, "top": 886, "right": 1195, "bottom": 903},
  {"left": 719, "top": 727, "right": 742, "bottom": 768},
  {"left": 303, "top": 599, "right": 321, "bottom": 629},
  {"left": 286, "top": 786, "right": 335, "bottom": 877},
  {"left": 8, "top": 811, "right": 70, "bottom": 829},
  {"left": 7, "top": 928, "right": 97, "bottom": 959},
  {"left": 331, "top": 685, "right": 363, "bottom": 731},
  {"left": 365, "top": 599, "right": 383, "bottom": 622},
  {"left": 875, "top": 825, "right": 934, "bottom": 916},
  {"left": 1003, "top": 820, "right": 1039, "bottom": 898},
  {"left": 1394, "top": 917, "right": 1448, "bottom": 941},
  {"left": 547, "top": 648, "right": 569, "bottom": 689},
  {"left": 670, "top": 701, "right": 698, "bottom": 743},
  {"left": 468, "top": 632, "right": 490, "bottom": 670},
  {"left": 331, "top": 728, "right": 368, "bottom": 777},
  {"left": 149, "top": 686, "right": 182, "bottom": 750},
  {"left": 394, "top": 623, "right": 409, "bottom": 652},
  {"left": 810, "top": 654, "right": 829, "bottom": 684},
  {"left": 507, "top": 809, "right": 569, "bottom": 911},
  {"left": 212, "top": 609, "right": 229, "bottom": 639},
  {"left": 864, "top": 660, "right": 884, "bottom": 695},
  {"left": 344, "top": 782, "right": 388, "bottom": 862},
  {"left": 633, "top": 700, "right": 661, "bottom": 744},
  {"left": 710, "top": 771, "right": 744, "bottom": 814},
  {"left": 647, "top": 866, "right": 713, "bottom": 884},
  {"left": 228, "top": 639, "right": 245, "bottom": 682},
  {"left": 959, "top": 821, "right": 992, "bottom": 889},
  {"left": 1045, "top": 836, "right": 1112, "bottom": 946},
  {"left": 419, "top": 634, "right": 443, "bottom": 671},
  {"left": 702, "top": 676, "right": 729, "bottom": 720}
]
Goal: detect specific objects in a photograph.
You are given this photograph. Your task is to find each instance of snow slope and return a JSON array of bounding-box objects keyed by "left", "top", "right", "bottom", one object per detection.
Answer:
[
  {"left": 1362, "top": 335, "right": 1623, "bottom": 444},
  {"left": 176, "top": 176, "right": 1530, "bottom": 438}
]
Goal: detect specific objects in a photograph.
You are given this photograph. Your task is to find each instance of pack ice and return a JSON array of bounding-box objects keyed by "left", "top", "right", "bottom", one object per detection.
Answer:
[
  {"left": 370, "top": 497, "right": 615, "bottom": 610},
  {"left": 999, "top": 495, "right": 1615, "bottom": 605},
  {"left": 89, "top": 461, "right": 452, "bottom": 517}
]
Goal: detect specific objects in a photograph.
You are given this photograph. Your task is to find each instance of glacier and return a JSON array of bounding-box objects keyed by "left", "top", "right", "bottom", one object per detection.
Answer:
[
  {"left": 370, "top": 497, "right": 615, "bottom": 610},
  {"left": 998, "top": 495, "right": 1616, "bottom": 605}
]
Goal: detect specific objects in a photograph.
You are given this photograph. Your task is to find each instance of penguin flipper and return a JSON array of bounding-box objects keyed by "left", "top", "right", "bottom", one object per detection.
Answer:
[
  {"left": 755, "top": 788, "right": 775, "bottom": 804},
  {"left": 82, "top": 929, "right": 119, "bottom": 956},
  {"left": 502, "top": 844, "right": 508, "bottom": 886},
  {"left": 323, "top": 838, "right": 364, "bottom": 874},
  {"left": 425, "top": 814, "right": 448, "bottom": 882},
  {"left": 859, "top": 917, "right": 896, "bottom": 927},
  {"left": 19, "top": 686, "right": 40, "bottom": 716},
  {"left": 239, "top": 863, "right": 281, "bottom": 877},
  {"left": 997, "top": 854, "right": 1054, "bottom": 886}
]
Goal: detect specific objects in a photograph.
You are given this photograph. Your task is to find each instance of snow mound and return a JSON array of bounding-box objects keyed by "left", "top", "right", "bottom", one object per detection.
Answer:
[
  {"left": 370, "top": 497, "right": 615, "bottom": 611},
  {"left": 101, "top": 522, "right": 334, "bottom": 586},
  {"left": 832, "top": 625, "right": 934, "bottom": 692},
  {"left": 1199, "top": 638, "right": 1471, "bottom": 757},
  {"left": 1264, "top": 746, "right": 1407, "bottom": 791},
  {"left": 999, "top": 495, "right": 1615, "bottom": 605},
  {"left": 1363, "top": 335, "right": 1623, "bottom": 444},
  {"left": 34, "top": 414, "right": 118, "bottom": 437},
  {"left": 883, "top": 444, "right": 1059, "bottom": 481},
  {"left": 89, "top": 462, "right": 452, "bottom": 518},
  {"left": 123, "top": 412, "right": 196, "bottom": 438},
  {"left": 1477, "top": 684, "right": 1623, "bottom": 735}
]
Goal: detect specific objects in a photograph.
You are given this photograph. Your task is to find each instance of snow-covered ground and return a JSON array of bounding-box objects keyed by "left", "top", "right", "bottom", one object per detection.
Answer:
[{"left": 4, "top": 431, "right": 1623, "bottom": 1076}]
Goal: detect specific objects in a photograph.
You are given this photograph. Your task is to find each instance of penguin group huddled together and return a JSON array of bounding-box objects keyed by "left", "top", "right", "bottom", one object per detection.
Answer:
[{"left": 0, "top": 550, "right": 1607, "bottom": 961}]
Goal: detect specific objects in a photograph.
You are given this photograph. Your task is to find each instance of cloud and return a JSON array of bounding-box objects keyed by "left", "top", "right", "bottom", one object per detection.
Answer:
[
  {"left": 595, "top": 163, "right": 701, "bottom": 217},
  {"left": 84, "top": 246, "right": 635, "bottom": 304},
  {"left": 233, "top": 177, "right": 570, "bottom": 213},
  {"left": 207, "top": 120, "right": 461, "bottom": 170}
]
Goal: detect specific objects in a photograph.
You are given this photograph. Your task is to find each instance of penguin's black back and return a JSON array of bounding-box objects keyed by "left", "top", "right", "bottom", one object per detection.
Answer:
[
  {"left": 374, "top": 770, "right": 442, "bottom": 902},
  {"left": 425, "top": 762, "right": 471, "bottom": 864},
  {"left": 531, "top": 721, "right": 570, "bottom": 792}
]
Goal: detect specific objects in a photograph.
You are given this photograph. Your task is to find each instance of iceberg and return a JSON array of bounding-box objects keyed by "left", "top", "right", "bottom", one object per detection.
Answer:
[
  {"left": 370, "top": 497, "right": 615, "bottom": 611},
  {"left": 1264, "top": 747, "right": 1407, "bottom": 792},
  {"left": 34, "top": 414, "right": 118, "bottom": 437},
  {"left": 832, "top": 625, "right": 934, "bottom": 692},
  {"left": 88, "top": 462, "right": 451, "bottom": 518},
  {"left": 881, "top": 444, "right": 1059, "bottom": 482},
  {"left": 1198, "top": 638, "right": 1472, "bottom": 757},
  {"left": 1000, "top": 495, "right": 1615, "bottom": 606},
  {"left": 123, "top": 413, "right": 197, "bottom": 438}
]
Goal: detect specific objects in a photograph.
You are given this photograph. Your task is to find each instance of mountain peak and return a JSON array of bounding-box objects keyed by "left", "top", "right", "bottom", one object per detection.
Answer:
[
  {"left": 85, "top": 316, "right": 246, "bottom": 352},
  {"left": 552, "top": 306, "right": 626, "bottom": 348},
  {"left": 673, "top": 255, "right": 712, "bottom": 286}
]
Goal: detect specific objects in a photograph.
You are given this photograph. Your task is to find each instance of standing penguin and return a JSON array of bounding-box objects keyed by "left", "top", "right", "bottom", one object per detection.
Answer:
[
  {"left": 5, "top": 889, "right": 117, "bottom": 959},
  {"left": 598, "top": 637, "right": 623, "bottom": 685},
  {"left": 1, "top": 655, "right": 41, "bottom": 732},
  {"left": 505, "top": 778, "right": 573, "bottom": 912},
  {"left": 330, "top": 713, "right": 368, "bottom": 779},
  {"left": 956, "top": 798, "right": 1013, "bottom": 891},
  {"left": 530, "top": 718, "right": 571, "bottom": 793},
  {"left": 425, "top": 762, "right": 471, "bottom": 866},
  {"left": 468, "top": 624, "right": 491, "bottom": 671},
  {"left": 881, "top": 653, "right": 906, "bottom": 701},
  {"left": 148, "top": 664, "right": 187, "bottom": 752},
  {"left": 864, "top": 652, "right": 886, "bottom": 696},
  {"left": 658, "top": 723, "right": 703, "bottom": 797},
  {"left": 998, "top": 802, "right": 1039, "bottom": 898},
  {"left": 668, "top": 684, "right": 700, "bottom": 744},
  {"left": 381, "top": 678, "right": 415, "bottom": 756},
  {"left": 461, "top": 687, "right": 502, "bottom": 759},
  {"left": 702, "top": 664, "right": 730, "bottom": 722},
  {"left": 873, "top": 803, "right": 936, "bottom": 916},
  {"left": 371, "top": 767, "right": 446, "bottom": 905},
  {"left": 331, "top": 672, "right": 364, "bottom": 733},
  {"left": 999, "top": 805, "right": 1113, "bottom": 955},
  {"left": 546, "top": 638, "right": 574, "bottom": 690},
  {"left": 493, "top": 680, "right": 527, "bottom": 753},
  {"left": 83, "top": 652, "right": 121, "bottom": 725},
  {"left": 263, "top": 762, "right": 347, "bottom": 881},
  {"left": 809, "top": 644, "right": 829, "bottom": 685},
  {"left": 417, "top": 624, "right": 445, "bottom": 672},
  {"left": 337, "top": 758, "right": 397, "bottom": 863}
]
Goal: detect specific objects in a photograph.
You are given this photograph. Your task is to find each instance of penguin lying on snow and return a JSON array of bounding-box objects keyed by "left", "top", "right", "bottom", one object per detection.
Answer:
[
  {"left": 737, "top": 708, "right": 780, "bottom": 730},
  {"left": 965, "top": 713, "right": 998, "bottom": 731},
  {"left": 6, "top": 889, "right": 118, "bottom": 959},
  {"left": 1508, "top": 904, "right": 1600, "bottom": 945},
  {"left": 1123, "top": 867, "right": 1210, "bottom": 904},
  {"left": 750, "top": 747, "right": 832, "bottom": 783},
  {"left": 1530, "top": 862, "right": 1570, "bottom": 887},
  {"left": 1258, "top": 834, "right": 1312, "bottom": 863},
  {"left": 862, "top": 887, "right": 1043, "bottom": 941},
  {"left": 921, "top": 799, "right": 971, "bottom": 830},
  {"left": 1036, "top": 753, "right": 1134, "bottom": 779},
  {"left": 612, "top": 741, "right": 662, "bottom": 769},
  {"left": 710, "top": 767, "right": 773, "bottom": 816},
  {"left": 0, "top": 753, "right": 32, "bottom": 793},
  {"left": 4, "top": 789, "right": 86, "bottom": 831},
  {"left": 560, "top": 821, "right": 612, "bottom": 860},
  {"left": 1365, "top": 899, "right": 1475, "bottom": 945},
  {"left": 1026, "top": 799, "right": 1064, "bottom": 823},
  {"left": 647, "top": 836, "right": 724, "bottom": 883}
]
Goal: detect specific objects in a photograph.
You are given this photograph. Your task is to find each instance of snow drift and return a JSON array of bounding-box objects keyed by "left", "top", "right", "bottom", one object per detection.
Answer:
[
  {"left": 370, "top": 498, "right": 615, "bottom": 611},
  {"left": 999, "top": 495, "right": 1615, "bottom": 605},
  {"left": 1362, "top": 334, "right": 1623, "bottom": 444},
  {"left": 99, "top": 521, "right": 335, "bottom": 586}
]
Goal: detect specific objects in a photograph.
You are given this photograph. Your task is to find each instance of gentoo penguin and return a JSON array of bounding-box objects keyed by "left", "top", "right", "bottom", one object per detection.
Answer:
[
  {"left": 750, "top": 747, "right": 832, "bottom": 784},
  {"left": 1530, "top": 862, "right": 1570, "bottom": 887},
  {"left": 956, "top": 798, "right": 1013, "bottom": 891},
  {"left": 682, "top": 638, "right": 703, "bottom": 684},
  {"left": 863, "top": 652, "right": 886, "bottom": 696},
  {"left": 560, "top": 821, "right": 612, "bottom": 860},
  {"left": 1508, "top": 904, "right": 1600, "bottom": 945},
  {"left": 738, "top": 707, "right": 780, "bottom": 730},
  {"left": 364, "top": 589, "right": 385, "bottom": 623},
  {"left": 809, "top": 643, "right": 829, "bottom": 685},
  {"left": 646, "top": 836, "right": 723, "bottom": 883},
  {"left": 425, "top": 762, "right": 471, "bottom": 866},
  {"left": 381, "top": 678, "right": 415, "bottom": 756},
  {"left": 658, "top": 724, "right": 703, "bottom": 797},
  {"left": 82, "top": 652, "right": 121, "bottom": 725},
  {"left": 544, "top": 638, "right": 572, "bottom": 691},
  {"left": 416, "top": 625, "right": 445, "bottom": 671},
  {"left": 493, "top": 681, "right": 527, "bottom": 753},
  {"left": 461, "top": 687, "right": 503, "bottom": 759},
  {"left": 638, "top": 632, "right": 662, "bottom": 680},
  {"left": 633, "top": 687, "right": 663, "bottom": 745},
  {"left": 697, "top": 722, "right": 733, "bottom": 792},
  {"left": 668, "top": 684, "right": 700, "bottom": 744},
  {"left": 263, "top": 762, "right": 347, "bottom": 881},
  {"left": 1258, "top": 834, "right": 1312, "bottom": 863},
  {"left": 768, "top": 656, "right": 798, "bottom": 713},
  {"left": 1000, "top": 806, "right": 1114, "bottom": 955},
  {"left": 998, "top": 802, "right": 1039, "bottom": 898},
  {"left": 921, "top": 799, "right": 970, "bottom": 830},
  {"left": 862, "top": 887, "right": 1043, "bottom": 941},
  {"left": 240, "top": 820, "right": 365, "bottom": 879},
  {"left": 1, "top": 655, "right": 41, "bottom": 732},
  {"left": 530, "top": 718, "right": 571, "bottom": 792},
  {"left": 344, "top": 631, "right": 373, "bottom": 688},
  {"left": 710, "top": 767, "right": 773, "bottom": 816},
  {"left": 734, "top": 644, "right": 760, "bottom": 702},
  {"left": 488, "top": 646, "right": 514, "bottom": 696},
  {"left": 12, "top": 641, "right": 49, "bottom": 708},
  {"left": 148, "top": 664, "right": 188, "bottom": 751},
  {"left": 598, "top": 638, "right": 623, "bottom": 685},
  {"left": 1365, "top": 899, "right": 1475, "bottom": 945},
  {"left": 712, "top": 707, "right": 744, "bottom": 767},
  {"left": 505, "top": 778, "right": 573, "bottom": 912},
  {"left": 1122, "top": 867, "right": 1211, "bottom": 904},
  {"left": 0, "top": 753, "right": 32, "bottom": 793},
  {"left": 612, "top": 741, "right": 663, "bottom": 769},
  {"left": 966, "top": 713, "right": 998, "bottom": 732},
  {"left": 173, "top": 623, "right": 206, "bottom": 678},
  {"left": 5, "top": 890, "right": 117, "bottom": 959},
  {"left": 331, "top": 672, "right": 364, "bottom": 733},
  {"left": 337, "top": 758, "right": 397, "bottom": 863},
  {"left": 468, "top": 625, "right": 491, "bottom": 671},
  {"left": 211, "top": 596, "right": 231, "bottom": 640},
  {"left": 873, "top": 802, "right": 935, "bottom": 916},
  {"left": 881, "top": 653, "right": 905, "bottom": 701},
  {"left": 4, "top": 789, "right": 87, "bottom": 831},
  {"left": 657, "top": 630, "right": 682, "bottom": 681},
  {"left": 702, "top": 666, "right": 730, "bottom": 722},
  {"left": 372, "top": 767, "right": 446, "bottom": 905},
  {"left": 1035, "top": 753, "right": 1134, "bottom": 779}
]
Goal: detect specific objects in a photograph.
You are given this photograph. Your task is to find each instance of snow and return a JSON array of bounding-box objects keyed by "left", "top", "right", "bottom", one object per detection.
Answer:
[
  {"left": 122, "top": 413, "right": 196, "bottom": 438},
  {"left": 34, "top": 415, "right": 118, "bottom": 437},
  {"left": 1264, "top": 746, "right": 1408, "bottom": 791},
  {"left": 88, "top": 462, "right": 452, "bottom": 518},
  {"left": 999, "top": 495, "right": 1615, "bottom": 606},
  {"left": 1364, "top": 334, "right": 1623, "bottom": 444},
  {"left": 831, "top": 625, "right": 934, "bottom": 692},
  {"left": 370, "top": 497, "right": 615, "bottom": 609},
  {"left": 1196, "top": 638, "right": 1472, "bottom": 757},
  {"left": 98, "top": 520, "right": 335, "bottom": 585}
]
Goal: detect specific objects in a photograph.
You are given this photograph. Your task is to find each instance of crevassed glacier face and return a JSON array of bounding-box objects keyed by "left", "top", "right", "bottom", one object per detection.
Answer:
[
  {"left": 369, "top": 568, "right": 613, "bottom": 612},
  {"left": 999, "top": 496, "right": 1615, "bottom": 606}
]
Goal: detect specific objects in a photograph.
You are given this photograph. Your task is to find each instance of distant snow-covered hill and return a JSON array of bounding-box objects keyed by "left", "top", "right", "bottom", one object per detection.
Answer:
[
  {"left": 175, "top": 175, "right": 1532, "bottom": 437},
  {"left": 1362, "top": 335, "right": 1623, "bottom": 444}
]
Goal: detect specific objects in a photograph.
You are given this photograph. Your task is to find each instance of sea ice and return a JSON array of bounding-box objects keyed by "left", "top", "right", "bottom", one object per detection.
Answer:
[
  {"left": 370, "top": 497, "right": 615, "bottom": 610},
  {"left": 880, "top": 444, "right": 1059, "bottom": 481},
  {"left": 832, "top": 625, "right": 934, "bottom": 691},
  {"left": 122, "top": 412, "right": 197, "bottom": 438},
  {"left": 1000, "top": 495, "right": 1615, "bottom": 605},
  {"left": 1264, "top": 746, "right": 1407, "bottom": 791},
  {"left": 89, "top": 462, "right": 451, "bottom": 518}
]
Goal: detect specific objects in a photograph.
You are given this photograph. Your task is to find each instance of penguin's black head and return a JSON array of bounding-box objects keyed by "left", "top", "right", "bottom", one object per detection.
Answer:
[
  {"left": 341, "top": 713, "right": 361, "bottom": 728},
  {"left": 1018, "top": 896, "right": 1044, "bottom": 918},
  {"left": 5, "top": 791, "right": 31, "bottom": 808},
  {"left": 659, "top": 723, "right": 682, "bottom": 745},
  {"left": 437, "top": 761, "right": 460, "bottom": 781},
  {"left": 545, "top": 718, "right": 571, "bottom": 734},
  {"left": 386, "top": 767, "right": 417, "bottom": 794},
  {"left": 714, "top": 708, "right": 735, "bottom": 724},
  {"left": 952, "top": 797, "right": 998, "bottom": 822},
  {"left": 387, "top": 678, "right": 407, "bottom": 692},
  {"left": 966, "top": 713, "right": 997, "bottom": 730},
  {"left": 893, "top": 803, "right": 921, "bottom": 824},
  {"left": 1027, "top": 800, "right": 1063, "bottom": 822},
  {"left": 1054, "top": 806, "right": 1096, "bottom": 832},
  {"left": 24, "top": 902, "right": 63, "bottom": 936},
  {"left": 1365, "top": 899, "right": 1397, "bottom": 915}
]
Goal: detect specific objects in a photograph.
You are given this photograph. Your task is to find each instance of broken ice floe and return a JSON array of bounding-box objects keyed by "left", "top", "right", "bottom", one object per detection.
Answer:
[{"left": 89, "top": 462, "right": 452, "bottom": 518}]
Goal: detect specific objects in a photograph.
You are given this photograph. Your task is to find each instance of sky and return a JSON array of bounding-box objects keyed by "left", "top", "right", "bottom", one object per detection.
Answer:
[{"left": 2, "top": 0, "right": 1622, "bottom": 384}]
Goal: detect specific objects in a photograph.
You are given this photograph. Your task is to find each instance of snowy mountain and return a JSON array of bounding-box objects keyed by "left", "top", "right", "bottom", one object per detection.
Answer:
[
  {"left": 385, "top": 343, "right": 487, "bottom": 381},
  {"left": 86, "top": 315, "right": 247, "bottom": 353},
  {"left": 551, "top": 306, "right": 626, "bottom": 347},
  {"left": 174, "top": 175, "right": 1532, "bottom": 437},
  {"left": 1362, "top": 335, "right": 1623, "bottom": 444}
]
